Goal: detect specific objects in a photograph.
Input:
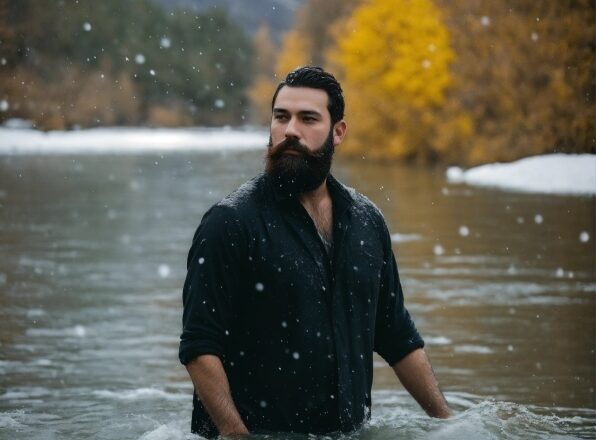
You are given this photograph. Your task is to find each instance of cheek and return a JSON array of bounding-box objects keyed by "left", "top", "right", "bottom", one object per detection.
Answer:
[{"left": 270, "top": 124, "right": 284, "bottom": 142}]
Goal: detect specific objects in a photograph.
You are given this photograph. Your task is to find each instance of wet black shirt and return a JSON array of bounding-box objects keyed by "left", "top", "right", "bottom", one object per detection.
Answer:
[{"left": 179, "top": 173, "right": 424, "bottom": 437}]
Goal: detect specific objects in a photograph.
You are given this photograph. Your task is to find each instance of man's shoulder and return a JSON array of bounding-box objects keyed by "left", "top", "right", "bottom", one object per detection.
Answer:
[
  {"left": 209, "top": 173, "right": 266, "bottom": 219},
  {"left": 333, "top": 176, "right": 385, "bottom": 223},
  {"left": 332, "top": 177, "right": 390, "bottom": 249},
  {"left": 193, "top": 174, "right": 265, "bottom": 241}
]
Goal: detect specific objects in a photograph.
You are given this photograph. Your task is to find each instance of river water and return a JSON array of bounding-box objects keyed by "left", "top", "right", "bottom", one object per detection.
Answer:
[{"left": 0, "top": 148, "right": 594, "bottom": 439}]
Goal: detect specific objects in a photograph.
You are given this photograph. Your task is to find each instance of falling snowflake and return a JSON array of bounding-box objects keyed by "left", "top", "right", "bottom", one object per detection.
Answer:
[
  {"left": 158, "top": 264, "right": 171, "bottom": 278},
  {"left": 160, "top": 37, "right": 171, "bottom": 48}
]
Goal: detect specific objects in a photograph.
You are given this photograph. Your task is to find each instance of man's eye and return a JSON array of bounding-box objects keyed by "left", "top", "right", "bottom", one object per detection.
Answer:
[{"left": 274, "top": 114, "right": 288, "bottom": 121}]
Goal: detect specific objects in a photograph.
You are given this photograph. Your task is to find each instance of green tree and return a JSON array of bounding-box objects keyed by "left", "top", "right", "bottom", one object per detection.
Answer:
[
  {"left": 0, "top": 0, "right": 254, "bottom": 128},
  {"left": 247, "top": 24, "right": 278, "bottom": 125}
]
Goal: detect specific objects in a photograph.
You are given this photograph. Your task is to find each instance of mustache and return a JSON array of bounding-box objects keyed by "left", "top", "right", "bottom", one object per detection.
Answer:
[{"left": 268, "top": 137, "right": 325, "bottom": 159}]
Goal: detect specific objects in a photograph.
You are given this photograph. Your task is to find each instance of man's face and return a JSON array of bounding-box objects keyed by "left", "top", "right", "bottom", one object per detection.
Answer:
[{"left": 266, "top": 86, "right": 344, "bottom": 195}]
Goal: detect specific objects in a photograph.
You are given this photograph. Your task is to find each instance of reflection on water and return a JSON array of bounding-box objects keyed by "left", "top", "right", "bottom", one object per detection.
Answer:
[{"left": 0, "top": 151, "right": 594, "bottom": 439}]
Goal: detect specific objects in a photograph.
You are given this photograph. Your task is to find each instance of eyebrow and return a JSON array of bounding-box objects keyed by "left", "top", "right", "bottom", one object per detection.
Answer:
[{"left": 273, "top": 108, "right": 323, "bottom": 118}]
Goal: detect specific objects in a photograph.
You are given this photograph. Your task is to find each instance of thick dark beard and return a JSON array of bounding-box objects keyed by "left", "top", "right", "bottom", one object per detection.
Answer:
[{"left": 265, "top": 130, "right": 335, "bottom": 197}]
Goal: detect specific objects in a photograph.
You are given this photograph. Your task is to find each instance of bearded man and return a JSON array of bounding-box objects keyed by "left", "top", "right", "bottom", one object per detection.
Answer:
[{"left": 179, "top": 66, "right": 451, "bottom": 438}]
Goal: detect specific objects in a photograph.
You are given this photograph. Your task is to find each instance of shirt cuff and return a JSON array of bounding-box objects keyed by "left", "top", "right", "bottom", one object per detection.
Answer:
[
  {"left": 376, "top": 331, "right": 425, "bottom": 366},
  {"left": 179, "top": 339, "right": 225, "bottom": 365}
]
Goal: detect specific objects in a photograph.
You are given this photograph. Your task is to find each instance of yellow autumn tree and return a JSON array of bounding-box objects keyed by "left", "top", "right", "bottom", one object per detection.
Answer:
[
  {"left": 329, "top": 0, "right": 454, "bottom": 160},
  {"left": 248, "top": 0, "right": 360, "bottom": 124},
  {"left": 433, "top": 0, "right": 595, "bottom": 164},
  {"left": 275, "top": 29, "right": 311, "bottom": 79}
]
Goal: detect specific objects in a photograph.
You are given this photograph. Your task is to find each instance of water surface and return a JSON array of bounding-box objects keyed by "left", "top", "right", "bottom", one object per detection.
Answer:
[{"left": 0, "top": 150, "right": 594, "bottom": 439}]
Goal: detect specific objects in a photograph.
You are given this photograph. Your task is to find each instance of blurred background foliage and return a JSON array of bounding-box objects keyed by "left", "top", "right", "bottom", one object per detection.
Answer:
[
  {"left": 0, "top": 0, "right": 253, "bottom": 128},
  {"left": 0, "top": 0, "right": 594, "bottom": 164}
]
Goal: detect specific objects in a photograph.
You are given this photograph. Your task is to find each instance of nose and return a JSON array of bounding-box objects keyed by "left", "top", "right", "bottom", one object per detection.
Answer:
[{"left": 284, "top": 116, "right": 300, "bottom": 139}]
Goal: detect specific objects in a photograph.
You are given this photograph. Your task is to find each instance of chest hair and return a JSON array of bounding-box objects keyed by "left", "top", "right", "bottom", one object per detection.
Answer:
[{"left": 305, "top": 201, "right": 333, "bottom": 243}]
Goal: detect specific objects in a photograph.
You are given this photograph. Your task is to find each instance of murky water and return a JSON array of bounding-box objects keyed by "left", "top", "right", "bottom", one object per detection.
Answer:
[{"left": 0, "top": 149, "right": 594, "bottom": 439}]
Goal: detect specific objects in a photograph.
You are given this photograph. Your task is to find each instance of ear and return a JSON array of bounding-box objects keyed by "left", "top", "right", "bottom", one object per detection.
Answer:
[{"left": 332, "top": 120, "right": 347, "bottom": 146}]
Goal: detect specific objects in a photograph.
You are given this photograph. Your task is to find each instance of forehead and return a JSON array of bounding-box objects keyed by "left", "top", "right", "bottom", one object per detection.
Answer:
[{"left": 273, "top": 86, "right": 329, "bottom": 116}]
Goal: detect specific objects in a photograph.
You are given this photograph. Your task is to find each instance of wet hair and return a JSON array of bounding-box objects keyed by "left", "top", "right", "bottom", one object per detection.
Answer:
[{"left": 271, "top": 66, "right": 345, "bottom": 124}]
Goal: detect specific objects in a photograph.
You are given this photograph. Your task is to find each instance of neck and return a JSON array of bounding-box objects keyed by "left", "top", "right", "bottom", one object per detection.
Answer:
[{"left": 298, "top": 178, "right": 329, "bottom": 209}]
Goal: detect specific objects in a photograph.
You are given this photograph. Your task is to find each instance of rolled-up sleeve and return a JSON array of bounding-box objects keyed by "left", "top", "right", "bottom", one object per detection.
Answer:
[
  {"left": 179, "top": 205, "right": 247, "bottom": 365},
  {"left": 373, "top": 224, "right": 424, "bottom": 366}
]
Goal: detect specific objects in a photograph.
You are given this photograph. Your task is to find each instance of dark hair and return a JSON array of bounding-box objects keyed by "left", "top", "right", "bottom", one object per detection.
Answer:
[{"left": 271, "top": 66, "right": 345, "bottom": 124}]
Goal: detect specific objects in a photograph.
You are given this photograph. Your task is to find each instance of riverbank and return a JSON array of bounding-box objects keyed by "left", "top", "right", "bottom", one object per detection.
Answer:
[{"left": 1, "top": 126, "right": 594, "bottom": 196}]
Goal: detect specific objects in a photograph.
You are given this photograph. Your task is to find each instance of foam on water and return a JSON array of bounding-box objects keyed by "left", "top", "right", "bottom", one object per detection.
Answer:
[
  {"left": 0, "top": 411, "right": 27, "bottom": 429},
  {"left": 26, "top": 325, "right": 87, "bottom": 338},
  {"left": 365, "top": 392, "right": 596, "bottom": 440},
  {"left": 26, "top": 308, "right": 46, "bottom": 318},
  {"left": 93, "top": 388, "right": 188, "bottom": 401},
  {"left": 0, "top": 387, "right": 53, "bottom": 400},
  {"left": 138, "top": 423, "right": 196, "bottom": 440},
  {"left": 390, "top": 233, "right": 422, "bottom": 243},
  {"left": 419, "top": 280, "right": 595, "bottom": 306},
  {"left": 454, "top": 345, "right": 493, "bottom": 354},
  {"left": 425, "top": 336, "right": 452, "bottom": 346},
  {"left": 90, "top": 392, "right": 596, "bottom": 440}
]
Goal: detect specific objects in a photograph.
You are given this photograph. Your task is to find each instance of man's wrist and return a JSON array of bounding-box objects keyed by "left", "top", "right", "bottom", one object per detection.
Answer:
[
  {"left": 218, "top": 421, "right": 249, "bottom": 438},
  {"left": 219, "top": 428, "right": 249, "bottom": 439}
]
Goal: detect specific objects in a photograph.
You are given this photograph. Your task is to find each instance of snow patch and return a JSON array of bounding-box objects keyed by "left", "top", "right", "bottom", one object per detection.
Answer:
[
  {"left": 0, "top": 127, "right": 267, "bottom": 155},
  {"left": 446, "top": 154, "right": 596, "bottom": 195}
]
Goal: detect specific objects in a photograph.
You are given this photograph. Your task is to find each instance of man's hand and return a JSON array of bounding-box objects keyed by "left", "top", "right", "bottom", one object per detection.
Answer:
[
  {"left": 185, "top": 354, "right": 249, "bottom": 436},
  {"left": 392, "top": 348, "right": 452, "bottom": 418}
]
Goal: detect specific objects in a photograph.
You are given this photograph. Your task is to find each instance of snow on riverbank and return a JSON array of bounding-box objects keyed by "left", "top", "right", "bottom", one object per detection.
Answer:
[
  {"left": 1, "top": 128, "right": 593, "bottom": 196},
  {"left": 0, "top": 126, "right": 268, "bottom": 154},
  {"left": 447, "top": 154, "right": 596, "bottom": 196}
]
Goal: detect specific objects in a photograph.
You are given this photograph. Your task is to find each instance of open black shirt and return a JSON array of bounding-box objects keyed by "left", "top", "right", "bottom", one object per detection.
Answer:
[{"left": 179, "top": 173, "right": 424, "bottom": 437}]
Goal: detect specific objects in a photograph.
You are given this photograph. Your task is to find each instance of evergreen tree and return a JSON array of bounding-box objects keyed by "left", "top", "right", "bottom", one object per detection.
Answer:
[{"left": 0, "top": 0, "right": 254, "bottom": 128}]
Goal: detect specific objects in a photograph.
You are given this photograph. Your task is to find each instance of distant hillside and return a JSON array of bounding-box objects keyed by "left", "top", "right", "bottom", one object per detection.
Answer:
[{"left": 151, "top": 0, "right": 303, "bottom": 41}]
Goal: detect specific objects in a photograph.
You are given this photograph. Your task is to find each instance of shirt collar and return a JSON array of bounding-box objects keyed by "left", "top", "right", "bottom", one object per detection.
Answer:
[{"left": 264, "top": 172, "right": 354, "bottom": 213}]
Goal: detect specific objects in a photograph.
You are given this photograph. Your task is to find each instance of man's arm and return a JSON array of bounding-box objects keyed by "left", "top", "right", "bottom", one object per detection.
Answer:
[
  {"left": 186, "top": 354, "right": 248, "bottom": 437},
  {"left": 392, "top": 348, "right": 452, "bottom": 418}
]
